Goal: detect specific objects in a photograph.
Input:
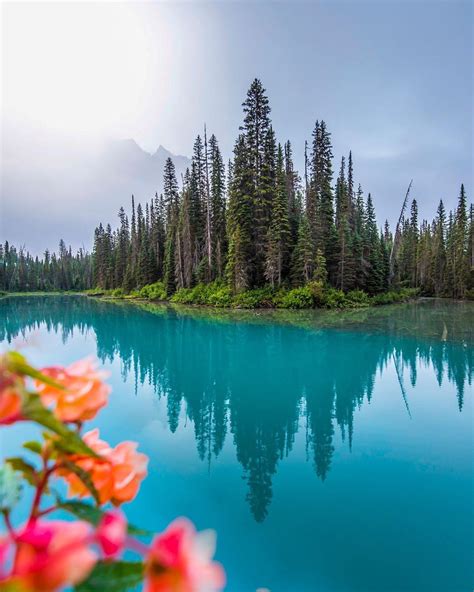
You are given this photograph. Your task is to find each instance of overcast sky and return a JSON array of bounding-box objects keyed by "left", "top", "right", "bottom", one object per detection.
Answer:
[{"left": 1, "top": 0, "right": 472, "bottom": 253}]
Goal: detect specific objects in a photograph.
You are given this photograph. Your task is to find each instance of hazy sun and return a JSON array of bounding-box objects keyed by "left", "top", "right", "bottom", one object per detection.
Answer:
[{"left": 2, "top": 2, "right": 154, "bottom": 137}]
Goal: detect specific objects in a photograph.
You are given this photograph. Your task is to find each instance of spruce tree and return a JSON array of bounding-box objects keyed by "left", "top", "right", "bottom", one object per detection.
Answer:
[
  {"left": 335, "top": 156, "right": 355, "bottom": 290},
  {"left": 284, "top": 141, "right": 300, "bottom": 251},
  {"left": 162, "top": 158, "right": 180, "bottom": 294},
  {"left": 364, "top": 194, "right": 382, "bottom": 293},
  {"left": 453, "top": 184, "right": 469, "bottom": 297},
  {"left": 291, "top": 213, "right": 315, "bottom": 285},
  {"left": 432, "top": 200, "right": 447, "bottom": 295},
  {"left": 177, "top": 176, "right": 193, "bottom": 288},
  {"left": 265, "top": 144, "right": 291, "bottom": 287},
  {"left": 209, "top": 134, "right": 227, "bottom": 279},
  {"left": 240, "top": 78, "right": 272, "bottom": 286},
  {"left": 226, "top": 135, "right": 254, "bottom": 292},
  {"left": 314, "top": 121, "right": 337, "bottom": 280}
]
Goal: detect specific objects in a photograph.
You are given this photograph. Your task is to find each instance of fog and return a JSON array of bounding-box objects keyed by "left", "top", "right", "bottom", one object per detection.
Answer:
[{"left": 1, "top": 1, "right": 472, "bottom": 255}]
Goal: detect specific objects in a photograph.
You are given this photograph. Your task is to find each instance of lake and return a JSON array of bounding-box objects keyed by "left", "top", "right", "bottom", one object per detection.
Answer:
[{"left": 0, "top": 296, "right": 472, "bottom": 592}]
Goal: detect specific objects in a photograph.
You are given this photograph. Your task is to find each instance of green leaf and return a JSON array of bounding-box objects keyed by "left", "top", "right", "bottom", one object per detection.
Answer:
[
  {"left": 75, "top": 561, "right": 144, "bottom": 592},
  {"left": 61, "top": 461, "right": 100, "bottom": 505},
  {"left": 5, "top": 352, "right": 65, "bottom": 390},
  {"left": 126, "top": 522, "right": 151, "bottom": 538},
  {"left": 21, "top": 394, "right": 98, "bottom": 457},
  {"left": 6, "top": 457, "right": 38, "bottom": 486},
  {"left": 0, "top": 463, "right": 22, "bottom": 511},
  {"left": 58, "top": 499, "right": 103, "bottom": 523},
  {"left": 58, "top": 500, "right": 151, "bottom": 537},
  {"left": 23, "top": 441, "right": 43, "bottom": 454}
]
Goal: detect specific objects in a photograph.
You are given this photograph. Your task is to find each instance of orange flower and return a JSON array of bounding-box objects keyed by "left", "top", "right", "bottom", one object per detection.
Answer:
[
  {"left": 9, "top": 519, "right": 96, "bottom": 592},
  {"left": 35, "top": 357, "right": 110, "bottom": 422},
  {"left": 144, "top": 518, "right": 225, "bottom": 592},
  {"left": 61, "top": 428, "right": 148, "bottom": 506},
  {"left": 0, "top": 363, "right": 24, "bottom": 425},
  {"left": 0, "top": 387, "right": 22, "bottom": 425}
]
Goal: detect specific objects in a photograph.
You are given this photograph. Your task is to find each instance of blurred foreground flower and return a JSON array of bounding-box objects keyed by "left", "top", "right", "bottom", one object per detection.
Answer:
[
  {"left": 145, "top": 519, "right": 225, "bottom": 592},
  {"left": 0, "top": 358, "right": 24, "bottom": 425},
  {"left": 96, "top": 510, "right": 127, "bottom": 559},
  {"left": 0, "top": 387, "right": 22, "bottom": 425},
  {"left": 3, "top": 519, "right": 97, "bottom": 592},
  {"left": 0, "top": 351, "right": 226, "bottom": 592},
  {"left": 35, "top": 358, "right": 110, "bottom": 422},
  {"left": 59, "top": 428, "right": 148, "bottom": 506}
]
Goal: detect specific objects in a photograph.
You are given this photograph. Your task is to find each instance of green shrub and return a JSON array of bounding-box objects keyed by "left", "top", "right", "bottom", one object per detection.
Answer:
[
  {"left": 139, "top": 285, "right": 150, "bottom": 298},
  {"left": 85, "top": 287, "right": 106, "bottom": 296},
  {"left": 307, "top": 281, "right": 326, "bottom": 307},
  {"left": 345, "top": 289, "right": 370, "bottom": 307},
  {"left": 170, "top": 282, "right": 222, "bottom": 305},
  {"left": 278, "top": 286, "right": 314, "bottom": 309},
  {"left": 232, "top": 287, "right": 276, "bottom": 308},
  {"left": 139, "top": 282, "right": 166, "bottom": 300},
  {"left": 207, "top": 286, "right": 233, "bottom": 307},
  {"left": 465, "top": 288, "right": 474, "bottom": 301},
  {"left": 322, "top": 288, "right": 347, "bottom": 309},
  {"left": 124, "top": 290, "right": 140, "bottom": 299},
  {"left": 371, "top": 288, "right": 419, "bottom": 305},
  {"left": 371, "top": 291, "right": 396, "bottom": 305},
  {"left": 90, "top": 279, "right": 421, "bottom": 310},
  {"left": 171, "top": 287, "right": 194, "bottom": 304}
]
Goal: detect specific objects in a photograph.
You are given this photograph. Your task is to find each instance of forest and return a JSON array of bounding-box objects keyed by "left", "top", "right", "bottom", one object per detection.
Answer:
[{"left": 1, "top": 79, "right": 473, "bottom": 305}]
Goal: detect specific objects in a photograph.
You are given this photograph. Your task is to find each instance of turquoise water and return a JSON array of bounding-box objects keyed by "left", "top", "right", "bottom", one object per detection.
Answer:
[{"left": 0, "top": 296, "right": 472, "bottom": 592}]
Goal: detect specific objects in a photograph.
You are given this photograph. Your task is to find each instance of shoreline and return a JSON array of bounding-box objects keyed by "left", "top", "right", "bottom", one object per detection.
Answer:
[
  {"left": 0, "top": 288, "right": 421, "bottom": 311},
  {"left": 3, "top": 293, "right": 473, "bottom": 344},
  {"left": 3, "top": 287, "right": 472, "bottom": 313}
]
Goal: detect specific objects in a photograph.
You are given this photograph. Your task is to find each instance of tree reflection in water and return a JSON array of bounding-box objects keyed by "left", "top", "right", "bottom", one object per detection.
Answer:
[{"left": 1, "top": 296, "right": 472, "bottom": 522}]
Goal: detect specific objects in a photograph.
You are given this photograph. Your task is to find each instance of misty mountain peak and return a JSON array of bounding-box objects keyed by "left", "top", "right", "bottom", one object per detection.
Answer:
[{"left": 3, "top": 133, "right": 191, "bottom": 253}]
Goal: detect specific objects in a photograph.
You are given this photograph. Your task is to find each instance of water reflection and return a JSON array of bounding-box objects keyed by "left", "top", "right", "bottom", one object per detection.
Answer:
[{"left": 1, "top": 296, "right": 472, "bottom": 522}]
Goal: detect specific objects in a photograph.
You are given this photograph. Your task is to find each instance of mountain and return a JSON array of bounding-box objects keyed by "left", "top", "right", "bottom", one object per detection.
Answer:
[{"left": 1, "top": 134, "right": 191, "bottom": 254}]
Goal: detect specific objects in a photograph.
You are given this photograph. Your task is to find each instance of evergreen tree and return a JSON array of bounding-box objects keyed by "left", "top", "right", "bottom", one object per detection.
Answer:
[
  {"left": 177, "top": 175, "right": 193, "bottom": 288},
  {"left": 364, "top": 194, "right": 383, "bottom": 293},
  {"left": 291, "top": 213, "right": 315, "bottom": 285},
  {"left": 432, "top": 200, "right": 447, "bottom": 295},
  {"left": 453, "top": 184, "right": 469, "bottom": 297},
  {"left": 226, "top": 135, "right": 254, "bottom": 292},
  {"left": 335, "top": 156, "right": 355, "bottom": 290},
  {"left": 265, "top": 145, "right": 291, "bottom": 287},
  {"left": 240, "top": 78, "right": 272, "bottom": 286},
  {"left": 163, "top": 159, "right": 180, "bottom": 294},
  {"left": 209, "top": 134, "right": 227, "bottom": 279},
  {"left": 284, "top": 141, "right": 300, "bottom": 252}
]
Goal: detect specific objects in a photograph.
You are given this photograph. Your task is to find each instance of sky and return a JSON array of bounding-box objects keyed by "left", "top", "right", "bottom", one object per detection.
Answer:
[{"left": 1, "top": 0, "right": 473, "bottom": 253}]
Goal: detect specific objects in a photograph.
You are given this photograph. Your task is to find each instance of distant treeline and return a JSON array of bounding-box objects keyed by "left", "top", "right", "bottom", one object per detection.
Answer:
[
  {"left": 1, "top": 79, "right": 473, "bottom": 298},
  {"left": 0, "top": 240, "right": 92, "bottom": 293}
]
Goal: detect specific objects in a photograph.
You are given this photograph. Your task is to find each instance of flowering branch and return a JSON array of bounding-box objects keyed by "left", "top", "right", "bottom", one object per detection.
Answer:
[{"left": 0, "top": 352, "right": 225, "bottom": 592}]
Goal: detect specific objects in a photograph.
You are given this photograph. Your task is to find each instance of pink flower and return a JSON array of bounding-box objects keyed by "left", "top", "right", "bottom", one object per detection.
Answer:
[
  {"left": 8, "top": 519, "right": 97, "bottom": 592},
  {"left": 144, "top": 518, "right": 225, "bottom": 592},
  {"left": 35, "top": 357, "right": 110, "bottom": 422},
  {"left": 96, "top": 510, "right": 127, "bottom": 559},
  {"left": 60, "top": 428, "right": 148, "bottom": 506}
]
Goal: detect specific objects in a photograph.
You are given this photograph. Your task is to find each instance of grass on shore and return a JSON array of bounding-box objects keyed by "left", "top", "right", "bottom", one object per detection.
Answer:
[
  {"left": 83, "top": 281, "right": 420, "bottom": 310},
  {"left": 0, "top": 290, "right": 82, "bottom": 298}
]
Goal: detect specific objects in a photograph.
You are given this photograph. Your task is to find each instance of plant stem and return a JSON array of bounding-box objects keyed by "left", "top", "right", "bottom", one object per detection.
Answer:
[{"left": 2, "top": 511, "right": 16, "bottom": 539}]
